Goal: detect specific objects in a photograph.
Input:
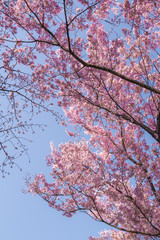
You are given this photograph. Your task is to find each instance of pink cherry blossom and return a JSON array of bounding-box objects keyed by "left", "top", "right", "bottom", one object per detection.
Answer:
[{"left": 1, "top": 0, "right": 160, "bottom": 238}]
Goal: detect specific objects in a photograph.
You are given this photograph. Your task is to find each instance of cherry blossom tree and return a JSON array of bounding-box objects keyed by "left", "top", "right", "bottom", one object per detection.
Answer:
[{"left": 1, "top": 0, "right": 160, "bottom": 239}]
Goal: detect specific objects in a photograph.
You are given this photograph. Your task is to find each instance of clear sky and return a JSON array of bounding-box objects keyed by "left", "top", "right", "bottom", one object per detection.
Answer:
[
  {"left": 0, "top": 1, "right": 111, "bottom": 238},
  {"left": 0, "top": 107, "right": 108, "bottom": 240}
]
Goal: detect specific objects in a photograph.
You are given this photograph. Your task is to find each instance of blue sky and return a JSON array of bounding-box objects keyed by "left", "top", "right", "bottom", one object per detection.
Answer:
[
  {"left": 0, "top": 1, "right": 118, "bottom": 238},
  {"left": 0, "top": 107, "right": 108, "bottom": 240}
]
